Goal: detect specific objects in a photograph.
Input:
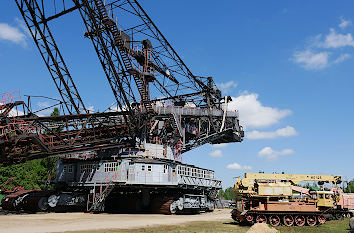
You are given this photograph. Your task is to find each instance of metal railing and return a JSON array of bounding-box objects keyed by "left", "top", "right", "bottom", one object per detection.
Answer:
[{"left": 153, "top": 105, "right": 238, "bottom": 117}]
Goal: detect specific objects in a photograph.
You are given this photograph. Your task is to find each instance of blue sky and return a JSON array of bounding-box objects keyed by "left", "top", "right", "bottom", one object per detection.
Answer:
[{"left": 1, "top": 1, "right": 354, "bottom": 188}]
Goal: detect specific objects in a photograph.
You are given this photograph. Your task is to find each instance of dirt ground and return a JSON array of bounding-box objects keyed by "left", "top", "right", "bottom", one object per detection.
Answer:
[{"left": 0, "top": 209, "right": 233, "bottom": 233}]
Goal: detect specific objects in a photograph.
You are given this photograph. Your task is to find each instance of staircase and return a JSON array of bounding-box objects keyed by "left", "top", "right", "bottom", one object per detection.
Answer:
[
  {"left": 94, "top": 0, "right": 153, "bottom": 113},
  {"left": 171, "top": 111, "right": 184, "bottom": 138},
  {"left": 87, "top": 181, "right": 115, "bottom": 212}
]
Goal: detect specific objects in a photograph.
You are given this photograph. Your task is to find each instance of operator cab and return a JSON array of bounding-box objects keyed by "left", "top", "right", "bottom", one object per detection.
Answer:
[{"left": 310, "top": 190, "right": 335, "bottom": 208}]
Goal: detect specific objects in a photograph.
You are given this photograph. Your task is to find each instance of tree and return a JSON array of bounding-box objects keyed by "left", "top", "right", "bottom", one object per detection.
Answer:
[
  {"left": 47, "top": 107, "right": 62, "bottom": 133},
  {"left": 344, "top": 180, "right": 354, "bottom": 193},
  {"left": 50, "top": 107, "right": 60, "bottom": 117},
  {"left": 0, "top": 108, "right": 59, "bottom": 190},
  {"left": 303, "top": 182, "right": 320, "bottom": 191},
  {"left": 221, "top": 187, "right": 237, "bottom": 200},
  {"left": 0, "top": 157, "right": 57, "bottom": 190}
]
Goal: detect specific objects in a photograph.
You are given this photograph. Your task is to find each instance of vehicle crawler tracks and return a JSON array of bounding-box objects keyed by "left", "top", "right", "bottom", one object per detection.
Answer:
[
  {"left": 232, "top": 209, "right": 328, "bottom": 227},
  {"left": 2, "top": 190, "right": 213, "bottom": 215},
  {"left": 150, "top": 198, "right": 174, "bottom": 214},
  {"left": 1, "top": 190, "right": 49, "bottom": 212}
]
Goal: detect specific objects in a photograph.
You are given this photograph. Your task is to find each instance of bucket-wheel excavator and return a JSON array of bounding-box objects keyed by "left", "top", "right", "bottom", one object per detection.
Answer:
[{"left": 0, "top": 0, "right": 244, "bottom": 214}]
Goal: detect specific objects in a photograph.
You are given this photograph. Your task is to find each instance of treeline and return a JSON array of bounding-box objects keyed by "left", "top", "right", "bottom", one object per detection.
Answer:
[
  {"left": 219, "top": 187, "right": 237, "bottom": 200},
  {"left": 0, "top": 157, "right": 57, "bottom": 190},
  {"left": 300, "top": 181, "right": 354, "bottom": 193}
]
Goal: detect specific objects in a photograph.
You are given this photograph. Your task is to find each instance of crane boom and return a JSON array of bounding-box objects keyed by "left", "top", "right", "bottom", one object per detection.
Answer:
[
  {"left": 235, "top": 173, "right": 342, "bottom": 197},
  {"left": 243, "top": 173, "right": 342, "bottom": 185}
]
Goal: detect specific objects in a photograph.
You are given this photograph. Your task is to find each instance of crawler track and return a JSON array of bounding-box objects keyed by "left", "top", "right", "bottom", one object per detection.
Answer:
[
  {"left": 151, "top": 197, "right": 174, "bottom": 214},
  {"left": 231, "top": 209, "right": 329, "bottom": 226}
]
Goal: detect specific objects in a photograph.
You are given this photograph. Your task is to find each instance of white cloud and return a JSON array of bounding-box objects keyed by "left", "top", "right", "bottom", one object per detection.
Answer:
[
  {"left": 293, "top": 49, "right": 329, "bottom": 70},
  {"left": 9, "top": 108, "right": 24, "bottom": 117},
  {"left": 217, "top": 81, "right": 238, "bottom": 94},
  {"left": 212, "top": 143, "right": 228, "bottom": 148},
  {"left": 333, "top": 53, "right": 351, "bottom": 64},
  {"left": 0, "top": 107, "right": 24, "bottom": 117},
  {"left": 0, "top": 23, "right": 26, "bottom": 46},
  {"left": 37, "top": 101, "right": 51, "bottom": 108},
  {"left": 247, "top": 126, "right": 297, "bottom": 140},
  {"left": 209, "top": 150, "right": 223, "bottom": 157},
  {"left": 339, "top": 18, "right": 352, "bottom": 29},
  {"left": 321, "top": 29, "right": 354, "bottom": 48},
  {"left": 14, "top": 18, "right": 31, "bottom": 36},
  {"left": 226, "top": 162, "right": 252, "bottom": 170},
  {"left": 107, "top": 103, "right": 132, "bottom": 112},
  {"left": 293, "top": 20, "right": 354, "bottom": 70},
  {"left": 228, "top": 93, "right": 292, "bottom": 129},
  {"left": 258, "top": 147, "right": 295, "bottom": 160},
  {"left": 35, "top": 102, "right": 56, "bottom": 117},
  {"left": 87, "top": 106, "right": 95, "bottom": 113}
]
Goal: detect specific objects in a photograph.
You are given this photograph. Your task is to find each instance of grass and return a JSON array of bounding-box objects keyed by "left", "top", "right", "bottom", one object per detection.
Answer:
[
  {"left": 278, "top": 219, "right": 349, "bottom": 233},
  {"left": 64, "top": 219, "right": 349, "bottom": 233},
  {"left": 64, "top": 221, "right": 248, "bottom": 233}
]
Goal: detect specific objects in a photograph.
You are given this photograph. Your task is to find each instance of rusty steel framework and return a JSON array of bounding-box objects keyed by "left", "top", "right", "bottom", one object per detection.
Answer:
[{"left": 0, "top": 0, "right": 244, "bottom": 165}]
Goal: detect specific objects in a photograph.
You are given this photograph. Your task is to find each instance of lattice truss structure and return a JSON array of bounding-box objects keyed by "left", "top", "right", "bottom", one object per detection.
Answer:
[{"left": 0, "top": 0, "right": 244, "bottom": 164}]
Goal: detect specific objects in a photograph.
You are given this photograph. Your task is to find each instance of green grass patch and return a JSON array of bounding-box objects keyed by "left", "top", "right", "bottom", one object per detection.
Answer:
[
  {"left": 64, "top": 221, "right": 249, "bottom": 233},
  {"left": 278, "top": 219, "right": 349, "bottom": 233},
  {"left": 63, "top": 219, "right": 349, "bottom": 233}
]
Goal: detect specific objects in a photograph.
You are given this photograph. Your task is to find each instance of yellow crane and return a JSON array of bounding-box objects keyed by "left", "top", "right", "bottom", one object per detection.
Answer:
[{"left": 231, "top": 173, "right": 350, "bottom": 227}]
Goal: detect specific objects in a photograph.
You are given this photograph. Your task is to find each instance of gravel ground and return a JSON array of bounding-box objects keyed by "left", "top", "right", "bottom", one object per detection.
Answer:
[{"left": 0, "top": 209, "right": 232, "bottom": 233}]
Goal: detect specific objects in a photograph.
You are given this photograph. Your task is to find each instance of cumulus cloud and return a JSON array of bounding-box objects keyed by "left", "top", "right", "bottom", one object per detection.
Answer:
[
  {"left": 0, "top": 102, "right": 24, "bottom": 117},
  {"left": 292, "top": 50, "right": 329, "bottom": 70},
  {"left": 14, "top": 18, "right": 31, "bottom": 36},
  {"left": 293, "top": 19, "right": 354, "bottom": 70},
  {"left": 0, "top": 106, "right": 24, "bottom": 117},
  {"left": 258, "top": 147, "right": 295, "bottom": 160},
  {"left": 321, "top": 29, "right": 354, "bottom": 48},
  {"left": 0, "top": 23, "right": 26, "bottom": 46},
  {"left": 35, "top": 101, "right": 59, "bottom": 117},
  {"left": 333, "top": 53, "right": 351, "bottom": 64},
  {"left": 212, "top": 143, "right": 228, "bottom": 148},
  {"left": 37, "top": 101, "right": 51, "bottom": 108},
  {"left": 87, "top": 106, "right": 95, "bottom": 113},
  {"left": 228, "top": 93, "right": 292, "bottom": 129},
  {"left": 247, "top": 126, "right": 297, "bottom": 140},
  {"left": 209, "top": 150, "right": 223, "bottom": 157},
  {"left": 339, "top": 18, "right": 352, "bottom": 29},
  {"left": 217, "top": 81, "right": 238, "bottom": 94},
  {"left": 226, "top": 162, "right": 252, "bottom": 170}
]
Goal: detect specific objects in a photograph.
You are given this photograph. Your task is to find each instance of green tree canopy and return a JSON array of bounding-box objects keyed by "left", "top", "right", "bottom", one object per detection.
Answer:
[
  {"left": 220, "top": 187, "right": 237, "bottom": 200},
  {"left": 344, "top": 180, "right": 354, "bottom": 193},
  {"left": 0, "top": 108, "right": 60, "bottom": 191},
  {"left": 0, "top": 157, "right": 57, "bottom": 190}
]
